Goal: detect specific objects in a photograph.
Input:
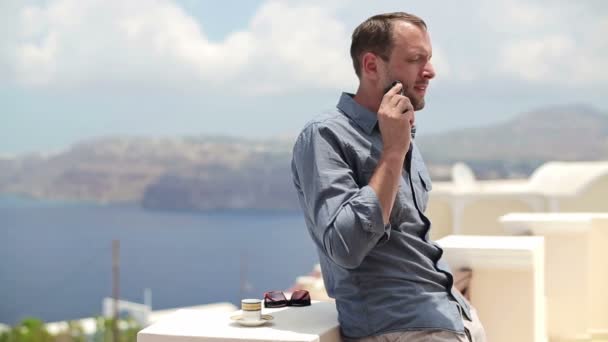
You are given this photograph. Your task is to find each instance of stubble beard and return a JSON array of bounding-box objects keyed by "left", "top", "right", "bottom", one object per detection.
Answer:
[
  {"left": 404, "top": 86, "right": 425, "bottom": 111},
  {"left": 383, "top": 74, "right": 426, "bottom": 111}
]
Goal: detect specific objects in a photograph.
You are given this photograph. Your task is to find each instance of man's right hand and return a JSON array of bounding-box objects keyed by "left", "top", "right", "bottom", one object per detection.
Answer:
[
  {"left": 370, "top": 82, "right": 415, "bottom": 224},
  {"left": 377, "top": 82, "right": 414, "bottom": 157}
]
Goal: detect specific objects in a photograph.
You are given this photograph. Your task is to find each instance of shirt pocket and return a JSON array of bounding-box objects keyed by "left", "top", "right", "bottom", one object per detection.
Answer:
[
  {"left": 416, "top": 167, "right": 433, "bottom": 212},
  {"left": 411, "top": 144, "right": 433, "bottom": 192},
  {"left": 360, "top": 163, "right": 413, "bottom": 226},
  {"left": 419, "top": 169, "right": 433, "bottom": 191},
  {"left": 391, "top": 172, "right": 418, "bottom": 224}
]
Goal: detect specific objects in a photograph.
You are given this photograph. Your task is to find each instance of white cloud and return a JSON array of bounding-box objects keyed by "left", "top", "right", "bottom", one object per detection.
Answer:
[
  {"left": 4, "top": 0, "right": 607, "bottom": 91},
  {"left": 427, "top": 45, "right": 451, "bottom": 81},
  {"left": 484, "top": 0, "right": 608, "bottom": 85},
  {"left": 242, "top": 1, "right": 355, "bottom": 93},
  {"left": 482, "top": 1, "right": 563, "bottom": 31},
  {"left": 499, "top": 35, "right": 574, "bottom": 82},
  {"left": 5, "top": 0, "right": 359, "bottom": 93},
  {"left": 497, "top": 27, "right": 608, "bottom": 85},
  {"left": 11, "top": 0, "right": 255, "bottom": 87},
  {"left": 18, "top": 0, "right": 605, "bottom": 92},
  {"left": 3, "top": 0, "right": 467, "bottom": 94}
]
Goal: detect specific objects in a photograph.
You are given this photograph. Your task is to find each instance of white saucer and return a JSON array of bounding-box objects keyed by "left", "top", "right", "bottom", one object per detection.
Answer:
[{"left": 230, "top": 314, "right": 274, "bottom": 327}]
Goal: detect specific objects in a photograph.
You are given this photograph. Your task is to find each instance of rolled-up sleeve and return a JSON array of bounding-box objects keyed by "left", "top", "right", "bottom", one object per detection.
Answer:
[{"left": 291, "top": 122, "right": 391, "bottom": 269}]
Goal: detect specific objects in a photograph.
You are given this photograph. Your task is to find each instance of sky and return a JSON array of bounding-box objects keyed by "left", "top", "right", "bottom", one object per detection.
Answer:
[{"left": 0, "top": 0, "right": 606, "bottom": 155}]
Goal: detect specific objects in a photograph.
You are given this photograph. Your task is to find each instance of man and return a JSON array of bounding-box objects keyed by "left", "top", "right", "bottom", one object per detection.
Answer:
[{"left": 291, "top": 12, "right": 486, "bottom": 341}]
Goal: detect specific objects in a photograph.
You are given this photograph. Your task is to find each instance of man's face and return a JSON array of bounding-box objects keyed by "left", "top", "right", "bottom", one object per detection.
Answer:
[{"left": 379, "top": 21, "right": 435, "bottom": 111}]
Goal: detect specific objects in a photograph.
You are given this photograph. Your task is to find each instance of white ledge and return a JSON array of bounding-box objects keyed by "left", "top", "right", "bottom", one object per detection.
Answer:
[
  {"left": 437, "top": 235, "right": 544, "bottom": 270},
  {"left": 500, "top": 213, "right": 608, "bottom": 235}
]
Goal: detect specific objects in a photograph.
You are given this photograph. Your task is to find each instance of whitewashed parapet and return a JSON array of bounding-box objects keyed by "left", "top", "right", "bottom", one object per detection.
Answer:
[
  {"left": 501, "top": 213, "right": 608, "bottom": 341},
  {"left": 590, "top": 216, "right": 608, "bottom": 339},
  {"left": 437, "top": 235, "right": 546, "bottom": 342}
]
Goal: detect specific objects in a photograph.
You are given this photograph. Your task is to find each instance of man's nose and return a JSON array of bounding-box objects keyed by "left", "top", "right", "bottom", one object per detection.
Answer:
[{"left": 423, "top": 61, "right": 436, "bottom": 79}]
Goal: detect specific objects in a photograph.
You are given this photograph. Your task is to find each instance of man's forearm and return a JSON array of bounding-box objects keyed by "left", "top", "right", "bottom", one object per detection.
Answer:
[{"left": 368, "top": 150, "right": 406, "bottom": 224}]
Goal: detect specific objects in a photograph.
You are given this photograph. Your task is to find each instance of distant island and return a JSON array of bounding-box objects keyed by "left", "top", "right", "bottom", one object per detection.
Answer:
[{"left": 1, "top": 104, "right": 606, "bottom": 211}]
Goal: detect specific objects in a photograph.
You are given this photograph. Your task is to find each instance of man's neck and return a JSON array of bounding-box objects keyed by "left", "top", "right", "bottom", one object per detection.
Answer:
[{"left": 352, "top": 85, "right": 382, "bottom": 115}]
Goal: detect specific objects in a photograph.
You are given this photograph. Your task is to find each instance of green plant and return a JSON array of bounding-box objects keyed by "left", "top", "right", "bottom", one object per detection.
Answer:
[
  {"left": 0, "top": 318, "right": 53, "bottom": 342},
  {"left": 0, "top": 316, "right": 141, "bottom": 342}
]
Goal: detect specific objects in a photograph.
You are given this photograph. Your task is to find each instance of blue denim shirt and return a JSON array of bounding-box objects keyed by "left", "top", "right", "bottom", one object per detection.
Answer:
[{"left": 291, "top": 93, "right": 471, "bottom": 338}]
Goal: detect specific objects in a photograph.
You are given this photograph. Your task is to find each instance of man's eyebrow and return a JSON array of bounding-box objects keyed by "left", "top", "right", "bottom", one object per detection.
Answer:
[
  {"left": 406, "top": 47, "right": 431, "bottom": 55},
  {"left": 406, "top": 49, "right": 431, "bottom": 58}
]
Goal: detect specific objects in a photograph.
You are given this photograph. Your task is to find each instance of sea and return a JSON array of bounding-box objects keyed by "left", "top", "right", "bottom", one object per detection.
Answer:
[{"left": 0, "top": 195, "right": 318, "bottom": 325}]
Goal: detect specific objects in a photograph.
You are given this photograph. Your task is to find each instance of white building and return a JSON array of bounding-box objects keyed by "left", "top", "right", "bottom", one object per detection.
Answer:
[{"left": 427, "top": 161, "right": 608, "bottom": 239}]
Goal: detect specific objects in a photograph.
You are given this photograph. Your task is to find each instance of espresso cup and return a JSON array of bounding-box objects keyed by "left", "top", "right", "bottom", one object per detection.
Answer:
[{"left": 241, "top": 298, "right": 262, "bottom": 321}]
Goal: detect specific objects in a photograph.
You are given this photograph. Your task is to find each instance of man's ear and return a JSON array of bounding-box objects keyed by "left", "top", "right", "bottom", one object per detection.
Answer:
[{"left": 360, "top": 52, "right": 382, "bottom": 81}]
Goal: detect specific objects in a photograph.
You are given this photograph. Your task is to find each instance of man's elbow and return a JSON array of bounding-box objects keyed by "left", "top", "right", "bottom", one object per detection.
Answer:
[{"left": 320, "top": 206, "right": 376, "bottom": 269}]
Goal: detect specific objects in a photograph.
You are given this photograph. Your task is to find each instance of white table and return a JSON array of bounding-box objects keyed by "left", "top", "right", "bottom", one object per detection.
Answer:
[{"left": 137, "top": 301, "right": 341, "bottom": 342}]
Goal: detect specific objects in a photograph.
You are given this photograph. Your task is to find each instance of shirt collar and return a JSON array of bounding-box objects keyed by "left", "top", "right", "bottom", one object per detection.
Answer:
[{"left": 337, "top": 92, "right": 378, "bottom": 134}]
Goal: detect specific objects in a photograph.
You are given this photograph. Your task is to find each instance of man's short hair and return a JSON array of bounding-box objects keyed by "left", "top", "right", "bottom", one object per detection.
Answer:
[{"left": 350, "top": 12, "right": 427, "bottom": 78}]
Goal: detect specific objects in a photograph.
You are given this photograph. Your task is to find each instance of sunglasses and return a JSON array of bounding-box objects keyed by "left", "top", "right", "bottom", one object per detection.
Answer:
[{"left": 263, "top": 290, "right": 311, "bottom": 308}]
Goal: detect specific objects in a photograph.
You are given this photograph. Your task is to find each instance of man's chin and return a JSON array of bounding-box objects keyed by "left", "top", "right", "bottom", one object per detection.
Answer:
[{"left": 413, "top": 98, "right": 426, "bottom": 111}]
